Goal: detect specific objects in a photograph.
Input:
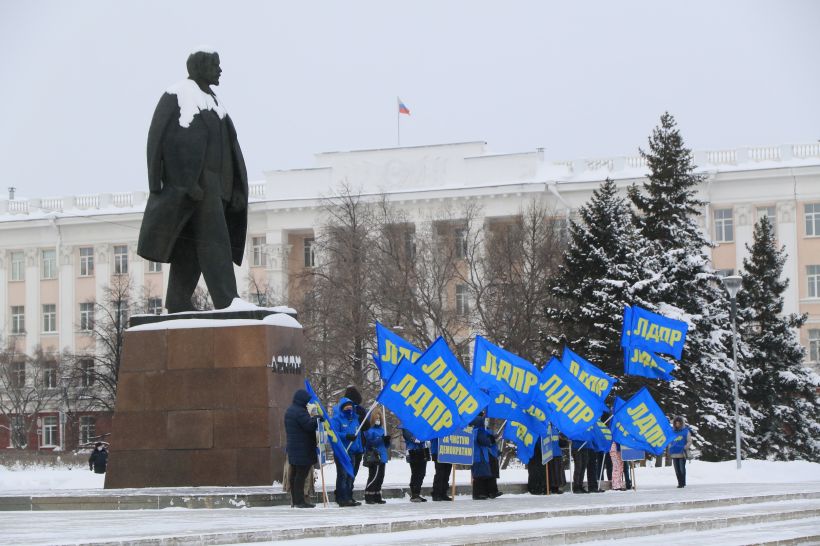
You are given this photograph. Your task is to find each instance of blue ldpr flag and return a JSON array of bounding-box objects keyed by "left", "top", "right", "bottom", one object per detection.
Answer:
[
  {"left": 577, "top": 419, "right": 613, "bottom": 453},
  {"left": 535, "top": 358, "right": 607, "bottom": 440},
  {"left": 610, "top": 396, "right": 652, "bottom": 451},
  {"left": 304, "top": 380, "right": 355, "bottom": 478},
  {"left": 377, "top": 337, "right": 490, "bottom": 441},
  {"left": 561, "top": 347, "right": 617, "bottom": 401},
  {"left": 610, "top": 387, "right": 675, "bottom": 456},
  {"left": 487, "top": 391, "right": 538, "bottom": 431},
  {"left": 504, "top": 419, "right": 536, "bottom": 464},
  {"left": 472, "top": 336, "right": 540, "bottom": 407},
  {"left": 625, "top": 305, "right": 688, "bottom": 359},
  {"left": 623, "top": 346, "right": 676, "bottom": 381},
  {"left": 374, "top": 322, "right": 423, "bottom": 380}
]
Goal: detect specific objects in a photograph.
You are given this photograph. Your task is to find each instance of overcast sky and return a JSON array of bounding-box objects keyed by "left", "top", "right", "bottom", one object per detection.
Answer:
[{"left": 1, "top": 1, "right": 819, "bottom": 198}]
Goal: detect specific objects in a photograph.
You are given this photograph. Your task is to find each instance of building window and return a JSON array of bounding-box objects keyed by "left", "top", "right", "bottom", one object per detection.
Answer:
[
  {"left": 757, "top": 206, "right": 776, "bottom": 234},
  {"left": 113, "top": 245, "right": 128, "bottom": 275},
  {"left": 454, "top": 228, "right": 468, "bottom": 258},
  {"left": 10, "top": 415, "right": 25, "bottom": 448},
  {"left": 79, "top": 247, "right": 94, "bottom": 276},
  {"left": 404, "top": 230, "right": 416, "bottom": 261},
  {"left": 43, "top": 361, "right": 58, "bottom": 389},
  {"left": 41, "top": 416, "right": 58, "bottom": 447},
  {"left": 249, "top": 292, "right": 268, "bottom": 307},
  {"left": 251, "top": 237, "right": 266, "bottom": 267},
  {"left": 116, "top": 301, "right": 130, "bottom": 327},
  {"left": 10, "top": 361, "right": 26, "bottom": 389},
  {"left": 41, "top": 249, "right": 57, "bottom": 279},
  {"left": 809, "top": 329, "right": 820, "bottom": 363},
  {"left": 11, "top": 251, "right": 24, "bottom": 281},
  {"left": 148, "top": 261, "right": 162, "bottom": 273},
  {"left": 79, "top": 416, "right": 96, "bottom": 445},
  {"left": 455, "top": 284, "right": 470, "bottom": 315},
  {"left": 146, "top": 297, "right": 162, "bottom": 315},
  {"left": 11, "top": 306, "right": 25, "bottom": 334},
  {"left": 42, "top": 304, "right": 57, "bottom": 333},
  {"left": 79, "top": 359, "right": 95, "bottom": 387},
  {"left": 808, "top": 265, "right": 820, "bottom": 299},
  {"left": 806, "top": 203, "right": 820, "bottom": 237},
  {"left": 304, "top": 237, "right": 315, "bottom": 268},
  {"left": 714, "top": 209, "right": 734, "bottom": 243},
  {"left": 79, "top": 302, "right": 95, "bottom": 331}
]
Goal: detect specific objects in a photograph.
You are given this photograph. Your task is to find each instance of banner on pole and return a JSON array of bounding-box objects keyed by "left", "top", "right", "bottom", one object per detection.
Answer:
[
  {"left": 611, "top": 387, "right": 675, "bottom": 456},
  {"left": 504, "top": 419, "right": 536, "bottom": 464},
  {"left": 472, "top": 336, "right": 540, "bottom": 407},
  {"left": 437, "top": 427, "right": 474, "bottom": 465},
  {"left": 541, "top": 434, "right": 554, "bottom": 465},
  {"left": 374, "top": 322, "right": 423, "bottom": 380},
  {"left": 304, "top": 380, "right": 355, "bottom": 478},
  {"left": 561, "top": 347, "right": 617, "bottom": 401},
  {"left": 620, "top": 447, "right": 645, "bottom": 461},
  {"left": 622, "top": 305, "right": 688, "bottom": 359},
  {"left": 377, "top": 337, "right": 490, "bottom": 440},
  {"left": 536, "top": 358, "right": 607, "bottom": 440}
]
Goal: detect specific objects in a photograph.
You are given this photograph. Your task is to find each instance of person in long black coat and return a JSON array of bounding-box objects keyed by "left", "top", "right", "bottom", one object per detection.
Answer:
[
  {"left": 88, "top": 443, "right": 108, "bottom": 474},
  {"left": 284, "top": 389, "right": 319, "bottom": 508},
  {"left": 137, "top": 49, "right": 248, "bottom": 312}
]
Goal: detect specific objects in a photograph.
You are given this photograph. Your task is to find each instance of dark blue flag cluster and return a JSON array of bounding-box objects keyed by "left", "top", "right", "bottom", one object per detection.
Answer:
[
  {"left": 621, "top": 305, "right": 688, "bottom": 381},
  {"left": 611, "top": 387, "right": 676, "bottom": 455}
]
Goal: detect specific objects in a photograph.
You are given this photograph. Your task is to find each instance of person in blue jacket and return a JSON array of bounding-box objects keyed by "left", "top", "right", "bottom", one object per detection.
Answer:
[
  {"left": 669, "top": 415, "right": 693, "bottom": 488},
  {"left": 402, "top": 426, "right": 430, "bottom": 502},
  {"left": 363, "top": 411, "right": 391, "bottom": 504},
  {"left": 430, "top": 438, "right": 453, "bottom": 501},
  {"left": 330, "top": 397, "right": 362, "bottom": 507},
  {"left": 471, "top": 413, "right": 494, "bottom": 500},
  {"left": 486, "top": 417, "right": 503, "bottom": 498}
]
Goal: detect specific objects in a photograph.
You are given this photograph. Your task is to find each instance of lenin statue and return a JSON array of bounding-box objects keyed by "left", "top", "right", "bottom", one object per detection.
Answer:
[{"left": 137, "top": 48, "right": 248, "bottom": 313}]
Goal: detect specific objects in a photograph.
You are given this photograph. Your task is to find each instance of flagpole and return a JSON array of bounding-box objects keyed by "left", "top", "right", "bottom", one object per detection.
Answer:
[{"left": 396, "top": 100, "right": 400, "bottom": 146}]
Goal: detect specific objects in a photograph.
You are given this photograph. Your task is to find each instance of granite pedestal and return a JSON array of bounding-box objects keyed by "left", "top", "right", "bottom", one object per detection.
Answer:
[{"left": 104, "top": 315, "right": 304, "bottom": 489}]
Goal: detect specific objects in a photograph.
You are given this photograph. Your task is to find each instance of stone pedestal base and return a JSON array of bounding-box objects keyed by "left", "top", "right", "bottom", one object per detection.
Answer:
[{"left": 104, "top": 318, "right": 304, "bottom": 489}]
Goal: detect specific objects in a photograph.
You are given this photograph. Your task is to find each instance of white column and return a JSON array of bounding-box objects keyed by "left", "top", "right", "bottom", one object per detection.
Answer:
[
  {"left": 265, "top": 229, "right": 292, "bottom": 306},
  {"left": 734, "top": 205, "right": 754, "bottom": 274},
  {"left": 777, "top": 201, "right": 800, "bottom": 316},
  {"left": 58, "top": 245, "right": 75, "bottom": 353},
  {"left": 94, "top": 244, "right": 110, "bottom": 308},
  {"left": 24, "top": 248, "right": 39, "bottom": 354},
  {"left": 128, "top": 243, "right": 145, "bottom": 304}
]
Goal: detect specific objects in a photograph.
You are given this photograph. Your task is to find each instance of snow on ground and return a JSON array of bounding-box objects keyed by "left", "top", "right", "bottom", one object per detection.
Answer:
[{"left": 1, "top": 459, "right": 818, "bottom": 494}]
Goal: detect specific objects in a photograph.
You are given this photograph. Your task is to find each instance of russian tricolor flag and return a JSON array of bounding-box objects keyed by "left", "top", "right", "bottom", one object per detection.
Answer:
[{"left": 398, "top": 97, "right": 410, "bottom": 115}]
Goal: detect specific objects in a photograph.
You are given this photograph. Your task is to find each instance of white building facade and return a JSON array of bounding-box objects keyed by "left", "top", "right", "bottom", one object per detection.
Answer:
[{"left": 1, "top": 140, "right": 819, "bottom": 379}]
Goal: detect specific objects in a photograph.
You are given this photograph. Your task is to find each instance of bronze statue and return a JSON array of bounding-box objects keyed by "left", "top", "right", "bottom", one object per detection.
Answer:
[{"left": 137, "top": 49, "right": 248, "bottom": 313}]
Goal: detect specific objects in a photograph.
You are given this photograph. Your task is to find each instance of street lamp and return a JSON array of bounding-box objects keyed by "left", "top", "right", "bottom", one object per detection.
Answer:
[{"left": 721, "top": 274, "right": 743, "bottom": 470}]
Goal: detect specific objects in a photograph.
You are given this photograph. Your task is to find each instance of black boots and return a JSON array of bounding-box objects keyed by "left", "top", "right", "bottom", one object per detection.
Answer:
[{"left": 410, "top": 486, "right": 428, "bottom": 502}]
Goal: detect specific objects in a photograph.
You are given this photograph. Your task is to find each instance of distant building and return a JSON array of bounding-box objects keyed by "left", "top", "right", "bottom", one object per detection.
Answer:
[{"left": 1, "top": 141, "right": 819, "bottom": 450}]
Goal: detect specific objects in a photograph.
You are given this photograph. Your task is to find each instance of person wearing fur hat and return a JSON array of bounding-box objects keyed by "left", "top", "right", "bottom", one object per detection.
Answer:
[{"left": 669, "top": 415, "right": 693, "bottom": 488}]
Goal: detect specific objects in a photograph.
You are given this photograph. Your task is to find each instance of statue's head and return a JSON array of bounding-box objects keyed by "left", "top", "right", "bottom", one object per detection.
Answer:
[{"left": 187, "top": 48, "right": 221, "bottom": 86}]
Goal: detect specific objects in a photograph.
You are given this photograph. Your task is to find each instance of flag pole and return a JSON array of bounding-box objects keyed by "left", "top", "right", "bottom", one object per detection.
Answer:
[{"left": 396, "top": 98, "right": 400, "bottom": 146}]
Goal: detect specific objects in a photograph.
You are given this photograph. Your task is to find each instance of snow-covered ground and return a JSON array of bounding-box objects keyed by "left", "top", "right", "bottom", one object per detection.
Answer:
[{"left": 1, "top": 459, "right": 817, "bottom": 494}]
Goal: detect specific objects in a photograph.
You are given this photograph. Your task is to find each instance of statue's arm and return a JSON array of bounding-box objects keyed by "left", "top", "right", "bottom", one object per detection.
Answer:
[{"left": 146, "top": 93, "right": 178, "bottom": 193}]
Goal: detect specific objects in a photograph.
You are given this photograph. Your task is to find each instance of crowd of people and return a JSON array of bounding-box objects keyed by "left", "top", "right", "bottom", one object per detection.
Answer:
[{"left": 283, "top": 386, "right": 692, "bottom": 508}]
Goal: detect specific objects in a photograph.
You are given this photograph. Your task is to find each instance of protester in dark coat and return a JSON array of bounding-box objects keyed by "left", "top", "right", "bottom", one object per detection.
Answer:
[
  {"left": 363, "top": 412, "right": 390, "bottom": 504},
  {"left": 402, "top": 427, "right": 430, "bottom": 502},
  {"left": 330, "top": 397, "right": 362, "bottom": 507},
  {"left": 548, "top": 434, "right": 567, "bottom": 494},
  {"left": 430, "top": 438, "right": 453, "bottom": 501},
  {"left": 572, "top": 442, "right": 601, "bottom": 493},
  {"left": 284, "top": 389, "right": 320, "bottom": 508},
  {"left": 88, "top": 443, "right": 108, "bottom": 474},
  {"left": 669, "top": 415, "right": 693, "bottom": 488},
  {"left": 486, "top": 420, "right": 503, "bottom": 498},
  {"left": 527, "top": 441, "right": 547, "bottom": 495},
  {"left": 471, "top": 414, "right": 494, "bottom": 500}
]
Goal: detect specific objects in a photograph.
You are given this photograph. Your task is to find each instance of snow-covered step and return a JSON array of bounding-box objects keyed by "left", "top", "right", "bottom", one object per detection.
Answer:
[{"left": 3, "top": 486, "right": 816, "bottom": 546}]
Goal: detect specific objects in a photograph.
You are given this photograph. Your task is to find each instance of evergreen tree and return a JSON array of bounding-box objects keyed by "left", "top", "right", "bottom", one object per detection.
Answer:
[
  {"left": 737, "top": 217, "right": 820, "bottom": 461},
  {"left": 547, "top": 178, "right": 661, "bottom": 385},
  {"left": 628, "top": 112, "right": 751, "bottom": 460}
]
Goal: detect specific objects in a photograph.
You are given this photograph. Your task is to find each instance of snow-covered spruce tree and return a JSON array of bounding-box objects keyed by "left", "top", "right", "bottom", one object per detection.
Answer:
[
  {"left": 628, "top": 112, "right": 751, "bottom": 460},
  {"left": 737, "top": 216, "right": 820, "bottom": 461},
  {"left": 547, "top": 178, "right": 662, "bottom": 389}
]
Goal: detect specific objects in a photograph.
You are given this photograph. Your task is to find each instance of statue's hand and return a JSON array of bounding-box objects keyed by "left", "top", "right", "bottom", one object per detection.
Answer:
[
  {"left": 187, "top": 186, "right": 204, "bottom": 201},
  {"left": 229, "top": 192, "right": 246, "bottom": 212}
]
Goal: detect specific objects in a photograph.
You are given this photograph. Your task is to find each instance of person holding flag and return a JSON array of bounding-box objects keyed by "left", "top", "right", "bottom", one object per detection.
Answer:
[
  {"left": 330, "top": 397, "right": 362, "bottom": 507},
  {"left": 669, "top": 416, "right": 693, "bottom": 488},
  {"left": 401, "top": 425, "right": 430, "bottom": 502},
  {"left": 430, "top": 438, "right": 453, "bottom": 502},
  {"left": 363, "top": 412, "right": 391, "bottom": 504},
  {"left": 471, "top": 412, "right": 495, "bottom": 500}
]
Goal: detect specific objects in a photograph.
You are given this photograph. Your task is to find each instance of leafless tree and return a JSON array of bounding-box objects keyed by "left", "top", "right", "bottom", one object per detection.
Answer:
[{"left": 0, "top": 343, "right": 61, "bottom": 448}]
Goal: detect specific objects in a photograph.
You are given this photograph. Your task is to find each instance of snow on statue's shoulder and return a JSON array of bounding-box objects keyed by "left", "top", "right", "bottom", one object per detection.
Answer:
[{"left": 166, "top": 78, "right": 226, "bottom": 128}]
